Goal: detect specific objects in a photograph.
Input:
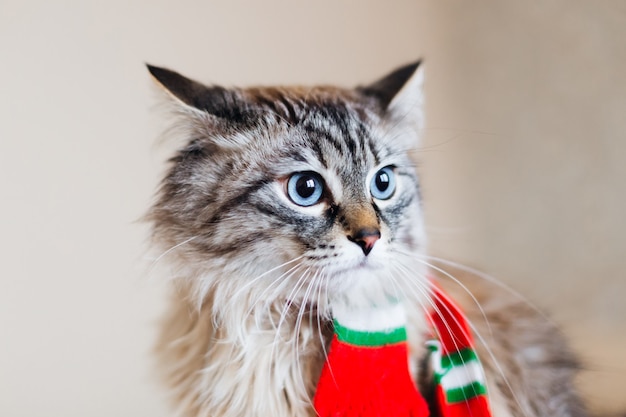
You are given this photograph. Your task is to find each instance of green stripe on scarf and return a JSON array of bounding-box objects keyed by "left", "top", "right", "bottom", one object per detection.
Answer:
[
  {"left": 333, "top": 319, "right": 407, "bottom": 347},
  {"left": 445, "top": 381, "right": 488, "bottom": 403},
  {"left": 441, "top": 347, "right": 478, "bottom": 368}
]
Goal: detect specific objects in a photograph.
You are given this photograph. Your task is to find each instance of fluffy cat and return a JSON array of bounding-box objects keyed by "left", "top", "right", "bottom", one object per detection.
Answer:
[{"left": 146, "top": 61, "right": 587, "bottom": 417}]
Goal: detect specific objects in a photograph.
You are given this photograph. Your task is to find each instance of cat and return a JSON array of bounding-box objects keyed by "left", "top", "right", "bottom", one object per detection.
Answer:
[{"left": 146, "top": 61, "right": 588, "bottom": 417}]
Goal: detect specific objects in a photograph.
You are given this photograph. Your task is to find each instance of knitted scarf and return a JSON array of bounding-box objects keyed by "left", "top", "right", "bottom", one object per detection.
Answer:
[{"left": 313, "top": 283, "right": 492, "bottom": 417}]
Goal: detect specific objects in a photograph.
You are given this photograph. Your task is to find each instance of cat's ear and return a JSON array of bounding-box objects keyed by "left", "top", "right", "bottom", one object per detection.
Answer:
[
  {"left": 147, "top": 64, "right": 254, "bottom": 149},
  {"left": 358, "top": 61, "right": 424, "bottom": 134},
  {"left": 147, "top": 64, "right": 251, "bottom": 121},
  {"left": 147, "top": 64, "right": 209, "bottom": 109}
]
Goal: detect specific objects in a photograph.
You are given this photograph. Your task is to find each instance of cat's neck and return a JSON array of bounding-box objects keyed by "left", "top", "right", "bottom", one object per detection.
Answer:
[{"left": 160, "top": 267, "right": 430, "bottom": 417}]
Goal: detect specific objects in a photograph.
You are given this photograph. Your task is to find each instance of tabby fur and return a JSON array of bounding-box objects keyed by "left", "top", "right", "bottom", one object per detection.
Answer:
[{"left": 146, "top": 62, "right": 587, "bottom": 417}]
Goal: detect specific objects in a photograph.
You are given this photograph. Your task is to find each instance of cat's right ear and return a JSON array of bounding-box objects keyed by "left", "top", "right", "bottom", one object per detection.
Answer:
[
  {"left": 146, "top": 64, "right": 249, "bottom": 120},
  {"left": 147, "top": 64, "right": 255, "bottom": 149},
  {"left": 147, "top": 64, "right": 210, "bottom": 111}
]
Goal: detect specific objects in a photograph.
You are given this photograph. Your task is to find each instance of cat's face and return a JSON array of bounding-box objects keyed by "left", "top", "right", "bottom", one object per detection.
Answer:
[{"left": 148, "top": 63, "right": 425, "bottom": 308}]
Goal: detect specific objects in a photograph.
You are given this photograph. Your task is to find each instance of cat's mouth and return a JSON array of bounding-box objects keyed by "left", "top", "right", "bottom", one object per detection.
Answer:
[
  {"left": 355, "top": 257, "right": 381, "bottom": 270},
  {"left": 323, "top": 254, "right": 386, "bottom": 278}
]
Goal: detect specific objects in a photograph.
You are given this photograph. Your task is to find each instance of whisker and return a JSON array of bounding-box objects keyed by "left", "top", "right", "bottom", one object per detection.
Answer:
[
  {"left": 393, "top": 262, "right": 494, "bottom": 405},
  {"left": 294, "top": 271, "right": 320, "bottom": 403},
  {"left": 315, "top": 271, "right": 330, "bottom": 360},
  {"left": 421, "top": 254, "right": 552, "bottom": 324},
  {"left": 391, "top": 261, "right": 472, "bottom": 369},
  {"left": 391, "top": 262, "right": 456, "bottom": 345},
  {"left": 318, "top": 270, "right": 337, "bottom": 385},
  {"left": 244, "top": 263, "right": 306, "bottom": 323},
  {"left": 390, "top": 264, "right": 502, "bottom": 410},
  {"left": 393, "top": 256, "right": 533, "bottom": 416},
  {"left": 148, "top": 235, "right": 198, "bottom": 271},
  {"left": 392, "top": 263, "right": 502, "bottom": 408},
  {"left": 394, "top": 249, "right": 493, "bottom": 337},
  {"left": 270, "top": 268, "right": 311, "bottom": 368},
  {"left": 392, "top": 253, "right": 487, "bottom": 368},
  {"left": 230, "top": 255, "right": 305, "bottom": 303},
  {"left": 264, "top": 267, "right": 313, "bottom": 407}
]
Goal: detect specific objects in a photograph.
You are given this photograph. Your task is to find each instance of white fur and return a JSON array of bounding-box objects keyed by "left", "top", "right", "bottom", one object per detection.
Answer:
[{"left": 332, "top": 302, "right": 407, "bottom": 331}]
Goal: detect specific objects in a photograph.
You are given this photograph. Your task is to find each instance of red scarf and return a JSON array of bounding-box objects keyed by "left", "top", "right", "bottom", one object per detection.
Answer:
[{"left": 313, "top": 283, "right": 492, "bottom": 417}]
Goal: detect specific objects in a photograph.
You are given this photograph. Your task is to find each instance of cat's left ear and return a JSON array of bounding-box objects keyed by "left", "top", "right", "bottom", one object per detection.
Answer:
[{"left": 358, "top": 61, "right": 424, "bottom": 135}]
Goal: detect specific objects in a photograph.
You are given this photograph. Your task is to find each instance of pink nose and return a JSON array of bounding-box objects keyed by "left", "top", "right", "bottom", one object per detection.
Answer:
[{"left": 348, "top": 228, "right": 381, "bottom": 256}]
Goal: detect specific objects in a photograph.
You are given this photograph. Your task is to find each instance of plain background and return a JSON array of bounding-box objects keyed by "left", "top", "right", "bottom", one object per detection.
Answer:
[{"left": 1, "top": 1, "right": 624, "bottom": 415}]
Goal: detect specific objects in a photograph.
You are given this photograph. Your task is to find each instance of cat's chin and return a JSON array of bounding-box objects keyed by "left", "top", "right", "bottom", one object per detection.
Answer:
[{"left": 325, "top": 263, "right": 402, "bottom": 309}]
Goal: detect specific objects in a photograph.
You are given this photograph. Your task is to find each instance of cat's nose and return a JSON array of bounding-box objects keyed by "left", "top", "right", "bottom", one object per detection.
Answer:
[{"left": 348, "top": 228, "right": 381, "bottom": 256}]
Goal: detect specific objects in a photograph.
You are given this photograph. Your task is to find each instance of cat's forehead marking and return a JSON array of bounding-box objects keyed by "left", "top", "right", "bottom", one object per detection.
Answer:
[
  {"left": 303, "top": 112, "right": 381, "bottom": 189},
  {"left": 246, "top": 85, "right": 390, "bottom": 193}
]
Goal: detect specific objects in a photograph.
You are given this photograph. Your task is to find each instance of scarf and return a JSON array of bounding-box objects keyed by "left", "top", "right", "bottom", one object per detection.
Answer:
[{"left": 313, "top": 282, "right": 492, "bottom": 417}]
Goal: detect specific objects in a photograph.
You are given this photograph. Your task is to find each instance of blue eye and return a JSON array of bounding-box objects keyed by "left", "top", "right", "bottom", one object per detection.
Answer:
[
  {"left": 287, "top": 172, "right": 325, "bottom": 207},
  {"left": 370, "top": 166, "right": 396, "bottom": 200}
]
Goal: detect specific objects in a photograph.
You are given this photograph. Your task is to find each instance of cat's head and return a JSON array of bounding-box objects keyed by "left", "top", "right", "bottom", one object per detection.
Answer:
[{"left": 148, "top": 62, "right": 426, "bottom": 311}]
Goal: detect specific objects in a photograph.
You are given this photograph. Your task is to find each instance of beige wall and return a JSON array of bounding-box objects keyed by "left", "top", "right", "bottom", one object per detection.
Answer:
[
  {"left": 0, "top": 1, "right": 623, "bottom": 416},
  {"left": 420, "top": 3, "right": 626, "bottom": 413}
]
